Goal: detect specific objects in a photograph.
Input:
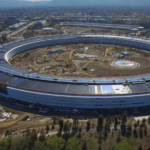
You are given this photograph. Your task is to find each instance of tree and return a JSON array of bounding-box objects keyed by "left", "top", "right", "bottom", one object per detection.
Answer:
[
  {"left": 127, "top": 124, "right": 132, "bottom": 137},
  {"left": 78, "top": 127, "right": 82, "bottom": 138},
  {"left": 144, "top": 127, "right": 147, "bottom": 136},
  {"left": 23, "top": 30, "right": 35, "bottom": 39},
  {"left": 133, "top": 129, "right": 138, "bottom": 138},
  {"left": 138, "top": 146, "right": 142, "bottom": 150},
  {"left": 39, "top": 129, "right": 46, "bottom": 142},
  {"left": 103, "top": 122, "right": 110, "bottom": 140},
  {"left": 98, "top": 130, "right": 103, "bottom": 144},
  {"left": 0, "top": 138, "right": 9, "bottom": 150},
  {"left": 79, "top": 127, "right": 82, "bottom": 133},
  {"left": 87, "top": 121, "right": 91, "bottom": 130},
  {"left": 1, "top": 34, "right": 8, "bottom": 43},
  {"left": 34, "top": 140, "right": 47, "bottom": 150},
  {"left": 11, "top": 137, "right": 30, "bottom": 150},
  {"left": 63, "top": 123, "right": 70, "bottom": 134},
  {"left": 112, "top": 138, "right": 136, "bottom": 150},
  {"left": 134, "top": 123, "right": 138, "bottom": 129},
  {"left": 116, "top": 130, "right": 121, "bottom": 143},
  {"left": 106, "top": 115, "right": 112, "bottom": 125},
  {"left": 137, "top": 120, "right": 140, "bottom": 126},
  {"left": 118, "top": 115, "right": 121, "bottom": 120},
  {"left": 28, "top": 129, "right": 37, "bottom": 149},
  {"left": 47, "top": 136, "right": 65, "bottom": 150},
  {"left": 82, "top": 142, "right": 87, "bottom": 150},
  {"left": 73, "top": 118, "right": 79, "bottom": 128},
  {"left": 7, "top": 136, "right": 13, "bottom": 150},
  {"left": 52, "top": 116, "right": 56, "bottom": 124},
  {"left": 59, "top": 119, "right": 64, "bottom": 130},
  {"left": 139, "top": 126, "right": 143, "bottom": 139},
  {"left": 142, "top": 119, "right": 146, "bottom": 126},
  {"left": 46, "top": 125, "right": 49, "bottom": 134},
  {"left": 5, "top": 130, "right": 11, "bottom": 137},
  {"left": 65, "top": 138, "right": 82, "bottom": 150},
  {"left": 148, "top": 116, "right": 150, "bottom": 125},
  {"left": 26, "top": 129, "right": 31, "bottom": 137},
  {"left": 114, "top": 116, "right": 118, "bottom": 126},
  {"left": 98, "top": 114, "right": 104, "bottom": 127},
  {"left": 122, "top": 113, "right": 127, "bottom": 125},
  {"left": 87, "top": 137, "right": 99, "bottom": 150},
  {"left": 31, "top": 129, "right": 37, "bottom": 141}
]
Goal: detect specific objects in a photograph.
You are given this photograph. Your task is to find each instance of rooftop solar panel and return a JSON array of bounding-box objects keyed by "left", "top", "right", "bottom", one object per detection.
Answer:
[
  {"left": 33, "top": 82, "right": 68, "bottom": 93},
  {"left": 17, "top": 79, "right": 38, "bottom": 89},
  {"left": 145, "top": 83, "right": 150, "bottom": 90},
  {"left": 101, "top": 85, "right": 115, "bottom": 94},
  {"left": 95, "top": 79, "right": 114, "bottom": 84},
  {"left": 12, "top": 78, "right": 24, "bottom": 85},
  {"left": 144, "top": 77, "right": 150, "bottom": 81},
  {"left": 115, "top": 79, "right": 125, "bottom": 83},
  {"left": 127, "top": 78, "right": 143, "bottom": 82},
  {"left": 66, "top": 84, "right": 95, "bottom": 94},
  {"left": 128, "top": 84, "right": 149, "bottom": 93}
]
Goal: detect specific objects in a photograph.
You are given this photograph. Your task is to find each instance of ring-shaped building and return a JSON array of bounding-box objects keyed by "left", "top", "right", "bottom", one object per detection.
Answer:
[{"left": 0, "top": 34, "right": 150, "bottom": 109}]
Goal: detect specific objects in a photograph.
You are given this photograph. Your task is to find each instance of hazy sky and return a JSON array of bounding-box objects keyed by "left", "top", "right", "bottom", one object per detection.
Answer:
[{"left": 1, "top": 0, "right": 150, "bottom": 8}]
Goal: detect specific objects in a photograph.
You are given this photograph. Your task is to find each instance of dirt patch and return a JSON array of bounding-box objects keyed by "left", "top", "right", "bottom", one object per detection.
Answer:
[{"left": 9, "top": 44, "right": 150, "bottom": 77}]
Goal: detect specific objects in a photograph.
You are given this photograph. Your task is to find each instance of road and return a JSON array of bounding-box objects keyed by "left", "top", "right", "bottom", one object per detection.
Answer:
[{"left": 7, "top": 21, "right": 35, "bottom": 39}]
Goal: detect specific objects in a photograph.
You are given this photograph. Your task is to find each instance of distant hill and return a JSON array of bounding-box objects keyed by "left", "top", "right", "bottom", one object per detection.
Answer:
[{"left": 0, "top": 0, "right": 150, "bottom": 8}]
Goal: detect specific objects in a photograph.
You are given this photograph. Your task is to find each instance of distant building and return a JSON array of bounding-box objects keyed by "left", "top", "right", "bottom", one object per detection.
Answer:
[
  {"left": 42, "top": 28, "right": 53, "bottom": 32},
  {"left": 121, "top": 51, "right": 131, "bottom": 56},
  {"left": 8, "top": 22, "right": 27, "bottom": 30},
  {"left": 130, "top": 28, "right": 139, "bottom": 33},
  {"left": 88, "top": 16, "right": 102, "bottom": 22},
  {"left": 79, "top": 47, "right": 90, "bottom": 52},
  {"left": 33, "top": 17, "right": 42, "bottom": 21},
  {"left": 0, "top": 31, "right": 11, "bottom": 36},
  {"left": 35, "top": 20, "right": 47, "bottom": 27},
  {"left": 2, "top": 112, "right": 12, "bottom": 118},
  {"left": 17, "top": 17, "right": 30, "bottom": 22},
  {"left": 89, "top": 16, "right": 102, "bottom": 20},
  {"left": 138, "top": 27, "right": 144, "bottom": 31},
  {"left": 0, "top": 22, "right": 4, "bottom": 25},
  {"left": 50, "top": 49, "right": 59, "bottom": 54},
  {"left": 50, "top": 49, "right": 65, "bottom": 54},
  {"left": 77, "top": 17, "right": 87, "bottom": 22},
  {"left": 7, "top": 16, "right": 17, "bottom": 21},
  {"left": 60, "top": 22, "right": 138, "bottom": 30},
  {"left": 51, "top": 17, "right": 68, "bottom": 22}
]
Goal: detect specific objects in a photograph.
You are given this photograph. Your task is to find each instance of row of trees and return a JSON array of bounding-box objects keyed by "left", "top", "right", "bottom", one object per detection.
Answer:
[
  {"left": 2, "top": 113, "right": 150, "bottom": 150},
  {"left": 0, "top": 134, "right": 100, "bottom": 150},
  {"left": 0, "top": 134, "right": 138, "bottom": 150}
]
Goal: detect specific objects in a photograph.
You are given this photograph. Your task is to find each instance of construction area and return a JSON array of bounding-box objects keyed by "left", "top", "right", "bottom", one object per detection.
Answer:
[{"left": 9, "top": 44, "right": 150, "bottom": 77}]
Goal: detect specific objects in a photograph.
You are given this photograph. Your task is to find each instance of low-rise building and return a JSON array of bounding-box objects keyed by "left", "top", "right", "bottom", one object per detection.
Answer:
[
  {"left": 35, "top": 20, "right": 47, "bottom": 27},
  {"left": 130, "top": 28, "right": 139, "bottom": 33},
  {"left": 42, "top": 28, "right": 53, "bottom": 32},
  {"left": 8, "top": 22, "right": 27, "bottom": 30},
  {"left": 7, "top": 16, "right": 17, "bottom": 21}
]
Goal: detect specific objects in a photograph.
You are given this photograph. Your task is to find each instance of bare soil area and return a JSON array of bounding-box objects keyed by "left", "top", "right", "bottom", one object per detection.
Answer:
[{"left": 9, "top": 44, "right": 150, "bottom": 77}]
